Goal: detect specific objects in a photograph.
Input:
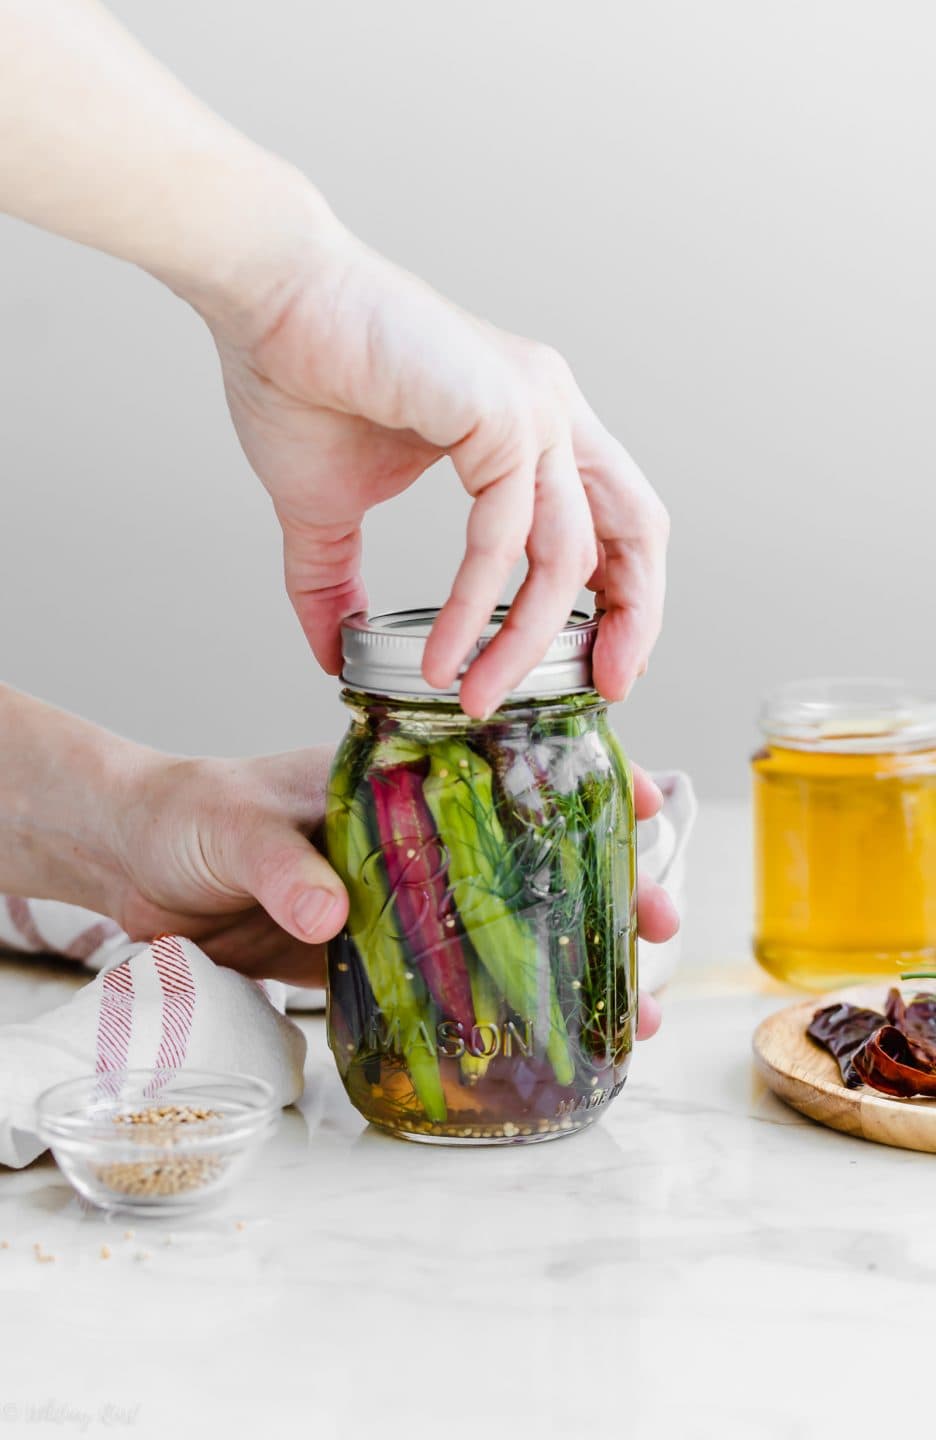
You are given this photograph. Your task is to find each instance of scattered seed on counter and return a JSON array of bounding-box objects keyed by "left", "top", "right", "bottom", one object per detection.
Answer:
[
  {"left": 135, "top": 1250, "right": 151, "bottom": 1263},
  {"left": 0, "top": 1240, "right": 9, "bottom": 1250},
  {"left": 235, "top": 1220, "right": 247, "bottom": 1232},
  {"left": 100, "top": 1245, "right": 111, "bottom": 1260},
  {"left": 123, "top": 1230, "right": 135, "bottom": 1240}
]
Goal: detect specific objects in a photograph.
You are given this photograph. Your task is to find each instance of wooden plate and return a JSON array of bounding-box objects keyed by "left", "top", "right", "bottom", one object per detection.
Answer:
[{"left": 753, "top": 984, "right": 936, "bottom": 1153}]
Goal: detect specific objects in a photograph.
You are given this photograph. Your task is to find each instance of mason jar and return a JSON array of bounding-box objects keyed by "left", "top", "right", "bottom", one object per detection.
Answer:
[
  {"left": 753, "top": 679, "right": 936, "bottom": 991},
  {"left": 325, "top": 608, "right": 637, "bottom": 1144}
]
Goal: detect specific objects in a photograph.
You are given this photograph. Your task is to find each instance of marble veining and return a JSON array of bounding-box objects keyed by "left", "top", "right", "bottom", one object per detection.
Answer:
[{"left": 0, "top": 802, "right": 931, "bottom": 1440}]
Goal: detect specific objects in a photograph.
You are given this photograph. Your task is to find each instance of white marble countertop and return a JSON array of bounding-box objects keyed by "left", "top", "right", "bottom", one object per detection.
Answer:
[{"left": 1, "top": 802, "right": 932, "bottom": 1440}]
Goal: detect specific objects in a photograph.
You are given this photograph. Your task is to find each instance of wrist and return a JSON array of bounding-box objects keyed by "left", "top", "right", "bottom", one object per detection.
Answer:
[
  {"left": 0, "top": 687, "right": 160, "bottom": 919},
  {"left": 154, "top": 144, "right": 351, "bottom": 348},
  {"left": 96, "top": 741, "right": 169, "bottom": 920}
]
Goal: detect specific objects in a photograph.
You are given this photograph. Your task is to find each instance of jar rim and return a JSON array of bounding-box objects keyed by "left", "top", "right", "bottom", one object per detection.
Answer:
[
  {"left": 340, "top": 606, "right": 598, "bottom": 700},
  {"left": 759, "top": 677, "right": 936, "bottom": 752}
]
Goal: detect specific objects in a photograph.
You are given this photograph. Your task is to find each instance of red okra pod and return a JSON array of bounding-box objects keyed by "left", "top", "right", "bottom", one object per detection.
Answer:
[{"left": 369, "top": 762, "right": 477, "bottom": 1038}]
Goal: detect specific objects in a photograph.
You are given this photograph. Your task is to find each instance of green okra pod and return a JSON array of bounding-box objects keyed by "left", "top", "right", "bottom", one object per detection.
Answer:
[
  {"left": 326, "top": 745, "right": 447, "bottom": 1122},
  {"left": 423, "top": 740, "right": 575, "bottom": 1086}
]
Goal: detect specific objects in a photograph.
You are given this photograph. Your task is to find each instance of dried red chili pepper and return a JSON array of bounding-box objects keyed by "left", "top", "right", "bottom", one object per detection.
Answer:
[
  {"left": 807, "top": 1003, "right": 886, "bottom": 1088},
  {"left": 808, "top": 988, "right": 936, "bottom": 1097},
  {"left": 851, "top": 1025, "right": 936, "bottom": 1098},
  {"left": 897, "top": 994, "right": 936, "bottom": 1053}
]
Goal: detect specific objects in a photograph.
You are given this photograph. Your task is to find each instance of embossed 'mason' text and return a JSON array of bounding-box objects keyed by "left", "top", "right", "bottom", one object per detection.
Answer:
[
  {"left": 366, "top": 1013, "right": 535, "bottom": 1061},
  {"left": 555, "top": 1079, "right": 627, "bottom": 1116}
]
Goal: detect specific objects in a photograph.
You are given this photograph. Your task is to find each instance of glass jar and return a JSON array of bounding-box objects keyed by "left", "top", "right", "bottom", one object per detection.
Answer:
[
  {"left": 752, "top": 679, "right": 936, "bottom": 991},
  {"left": 325, "top": 608, "right": 637, "bottom": 1144}
]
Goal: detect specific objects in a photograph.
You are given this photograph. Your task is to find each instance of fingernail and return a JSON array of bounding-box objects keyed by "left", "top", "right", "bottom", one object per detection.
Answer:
[{"left": 293, "top": 888, "right": 342, "bottom": 938}]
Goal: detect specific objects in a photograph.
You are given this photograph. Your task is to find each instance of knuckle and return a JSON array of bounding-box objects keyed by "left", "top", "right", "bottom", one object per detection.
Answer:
[
  {"left": 468, "top": 406, "right": 539, "bottom": 483},
  {"left": 469, "top": 375, "right": 529, "bottom": 435},
  {"left": 651, "top": 496, "right": 671, "bottom": 542},
  {"left": 532, "top": 343, "right": 574, "bottom": 390},
  {"left": 251, "top": 844, "right": 301, "bottom": 898},
  {"left": 580, "top": 535, "right": 600, "bottom": 578},
  {"left": 526, "top": 347, "right": 576, "bottom": 429},
  {"left": 483, "top": 531, "right": 527, "bottom": 568}
]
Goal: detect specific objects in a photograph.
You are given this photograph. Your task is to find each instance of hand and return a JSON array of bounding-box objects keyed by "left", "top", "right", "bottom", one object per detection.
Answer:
[
  {"left": 211, "top": 219, "right": 669, "bottom": 719},
  {"left": 111, "top": 746, "right": 345, "bottom": 988},
  {"left": 631, "top": 767, "right": 679, "bottom": 1040},
  {"left": 109, "top": 746, "right": 677, "bottom": 1030},
  {"left": 0, "top": 6, "right": 667, "bottom": 715}
]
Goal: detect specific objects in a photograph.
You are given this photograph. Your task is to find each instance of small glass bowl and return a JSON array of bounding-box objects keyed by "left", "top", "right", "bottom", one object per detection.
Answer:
[{"left": 36, "top": 1070, "right": 276, "bottom": 1216}]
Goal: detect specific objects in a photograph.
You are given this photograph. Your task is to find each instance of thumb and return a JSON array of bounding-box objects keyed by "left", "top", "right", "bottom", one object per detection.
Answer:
[
  {"left": 281, "top": 516, "right": 369, "bottom": 674},
  {"left": 237, "top": 818, "right": 349, "bottom": 945}
]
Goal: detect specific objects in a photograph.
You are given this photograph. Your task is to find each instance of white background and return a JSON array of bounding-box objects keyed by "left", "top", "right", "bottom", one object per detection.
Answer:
[{"left": 2, "top": 0, "right": 934, "bottom": 796}]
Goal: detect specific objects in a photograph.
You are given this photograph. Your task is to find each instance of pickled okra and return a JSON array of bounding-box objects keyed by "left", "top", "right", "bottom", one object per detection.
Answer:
[
  {"left": 325, "top": 656, "right": 637, "bottom": 1143},
  {"left": 422, "top": 741, "right": 575, "bottom": 1086},
  {"left": 325, "top": 748, "right": 446, "bottom": 1122}
]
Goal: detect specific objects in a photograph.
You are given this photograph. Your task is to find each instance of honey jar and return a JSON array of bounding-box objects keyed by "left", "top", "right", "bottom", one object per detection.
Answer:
[{"left": 753, "top": 680, "right": 936, "bottom": 990}]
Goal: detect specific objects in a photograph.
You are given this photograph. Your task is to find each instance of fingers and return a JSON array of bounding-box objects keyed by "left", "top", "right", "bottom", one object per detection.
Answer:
[
  {"left": 576, "top": 418, "right": 669, "bottom": 701},
  {"left": 456, "top": 441, "right": 597, "bottom": 718},
  {"left": 590, "top": 569, "right": 660, "bottom": 702},
  {"left": 427, "top": 366, "right": 667, "bottom": 714},
  {"left": 196, "top": 911, "right": 327, "bottom": 989},
  {"left": 636, "top": 990, "right": 662, "bottom": 1041},
  {"left": 422, "top": 459, "right": 534, "bottom": 697},
  {"left": 235, "top": 818, "right": 348, "bottom": 946},
  {"left": 281, "top": 517, "right": 368, "bottom": 675},
  {"left": 637, "top": 873, "right": 680, "bottom": 943},
  {"left": 635, "top": 861, "right": 676, "bottom": 1042},
  {"left": 632, "top": 763, "right": 664, "bottom": 821}
]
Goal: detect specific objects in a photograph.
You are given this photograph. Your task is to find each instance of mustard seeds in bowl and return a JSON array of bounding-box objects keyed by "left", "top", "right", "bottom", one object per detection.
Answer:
[{"left": 36, "top": 1071, "right": 276, "bottom": 1216}]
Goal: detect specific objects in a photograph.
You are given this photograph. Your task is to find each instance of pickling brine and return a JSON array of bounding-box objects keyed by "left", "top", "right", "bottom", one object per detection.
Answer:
[{"left": 325, "top": 610, "right": 637, "bottom": 1144}]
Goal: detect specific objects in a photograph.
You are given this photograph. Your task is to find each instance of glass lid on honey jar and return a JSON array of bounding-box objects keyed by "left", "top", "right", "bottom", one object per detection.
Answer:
[{"left": 758, "top": 678, "right": 936, "bottom": 753}]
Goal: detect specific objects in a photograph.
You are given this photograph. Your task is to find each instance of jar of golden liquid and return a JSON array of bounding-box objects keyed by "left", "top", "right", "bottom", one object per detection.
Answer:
[{"left": 753, "top": 680, "right": 936, "bottom": 990}]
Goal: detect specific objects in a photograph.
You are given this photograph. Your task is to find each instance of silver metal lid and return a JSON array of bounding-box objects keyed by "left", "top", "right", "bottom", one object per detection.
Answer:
[
  {"left": 759, "top": 678, "right": 936, "bottom": 752},
  {"left": 341, "top": 607, "right": 597, "bottom": 700}
]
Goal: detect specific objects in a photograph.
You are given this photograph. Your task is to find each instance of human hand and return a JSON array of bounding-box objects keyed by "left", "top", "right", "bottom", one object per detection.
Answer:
[
  {"left": 109, "top": 745, "right": 676, "bottom": 1027},
  {"left": 110, "top": 746, "right": 344, "bottom": 988},
  {"left": 210, "top": 213, "right": 669, "bottom": 720},
  {"left": 0, "top": 4, "right": 666, "bottom": 715}
]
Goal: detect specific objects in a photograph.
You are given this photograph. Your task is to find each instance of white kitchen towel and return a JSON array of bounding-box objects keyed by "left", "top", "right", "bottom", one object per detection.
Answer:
[
  {"left": 0, "top": 895, "right": 127, "bottom": 969},
  {"left": 0, "top": 934, "right": 307, "bottom": 1169},
  {"left": 0, "top": 896, "right": 326, "bottom": 1013}
]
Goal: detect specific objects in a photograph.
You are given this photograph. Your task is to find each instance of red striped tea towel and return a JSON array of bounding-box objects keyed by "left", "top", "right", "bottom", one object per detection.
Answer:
[
  {"left": 0, "top": 934, "right": 307, "bottom": 1168},
  {"left": 0, "top": 897, "right": 326, "bottom": 1012}
]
